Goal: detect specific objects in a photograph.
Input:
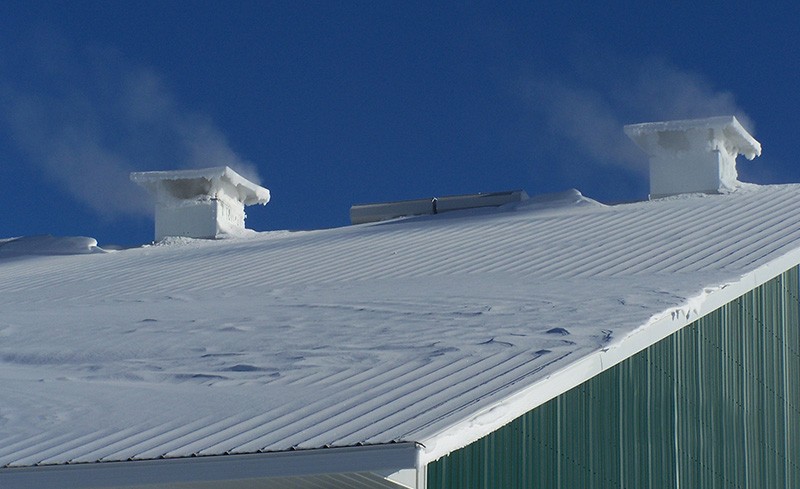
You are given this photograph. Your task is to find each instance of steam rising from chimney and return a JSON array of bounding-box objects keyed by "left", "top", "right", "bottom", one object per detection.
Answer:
[
  {"left": 0, "top": 32, "right": 261, "bottom": 220},
  {"left": 517, "top": 56, "right": 753, "bottom": 176}
]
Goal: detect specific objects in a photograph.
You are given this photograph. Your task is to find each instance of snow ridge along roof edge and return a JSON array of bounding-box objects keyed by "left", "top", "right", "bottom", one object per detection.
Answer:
[{"left": 415, "top": 243, "right": 800, "bottom": 464}]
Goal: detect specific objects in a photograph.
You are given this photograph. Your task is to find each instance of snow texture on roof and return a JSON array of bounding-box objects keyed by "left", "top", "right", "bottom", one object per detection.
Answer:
[
  {"left": 130, "top": 166, "right": 270, "bottom": 205},
  {"left": 2, "top": 185, "right": 800, "bottom": 469}
]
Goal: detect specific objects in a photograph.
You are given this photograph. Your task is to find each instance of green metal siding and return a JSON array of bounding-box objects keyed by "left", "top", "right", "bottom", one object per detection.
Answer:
[{"left": 427, "top": 267, "right": 800, "bottom": 488}]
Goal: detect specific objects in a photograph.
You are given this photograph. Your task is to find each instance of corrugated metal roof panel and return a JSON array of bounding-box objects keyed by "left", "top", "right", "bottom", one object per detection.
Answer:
[{"left": 2, "top": 185, "right": 800, "bottom": 474}]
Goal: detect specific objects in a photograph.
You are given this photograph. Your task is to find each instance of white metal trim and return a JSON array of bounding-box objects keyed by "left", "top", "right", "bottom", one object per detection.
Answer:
[
  {"left": 0, "top": 443, "right": 421, "bottom": 489},
  {"left": 417, "top": 246, "right": 800, "bottom": 464}
]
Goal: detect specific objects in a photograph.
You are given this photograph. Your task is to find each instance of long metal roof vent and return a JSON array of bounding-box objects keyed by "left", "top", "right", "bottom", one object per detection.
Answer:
[
  {"left": 350, "top": 190, "right": 528, "bottom": 225},
  {"left": 624, "top": 116, "right": 761, "bottom": 199},
  {"left": 131, "top": 166, "right": 270, "bottom": 241}
]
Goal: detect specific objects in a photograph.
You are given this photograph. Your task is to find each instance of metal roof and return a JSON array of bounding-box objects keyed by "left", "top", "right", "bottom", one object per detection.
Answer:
[
  {"left": 0, "top": 444, "right": 418, "bottom": 488},
  {"left": 2, "top": 184, "right": 800, "bottom": 484}
]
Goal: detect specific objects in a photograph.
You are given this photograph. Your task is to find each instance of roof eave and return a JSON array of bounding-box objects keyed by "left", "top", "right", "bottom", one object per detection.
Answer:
[{"left": 0, "top": 443, "right": 422, "bottom": 489}]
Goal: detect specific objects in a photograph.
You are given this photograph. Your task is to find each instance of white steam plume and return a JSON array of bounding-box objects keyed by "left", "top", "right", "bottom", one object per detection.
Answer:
[
  {"left": 0, "top": 38, "right": 261, "bottom": 219},
  {"left": 517, "top": 56, "right": 753, "bottom": 172}
]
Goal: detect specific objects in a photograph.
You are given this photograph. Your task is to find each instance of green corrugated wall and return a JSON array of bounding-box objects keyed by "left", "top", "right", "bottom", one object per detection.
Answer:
[{"left": 427, "top": 267, "right": 800, "bottom": 488}]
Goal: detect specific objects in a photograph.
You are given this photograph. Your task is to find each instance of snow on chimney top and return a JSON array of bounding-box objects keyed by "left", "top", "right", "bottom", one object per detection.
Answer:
[
  {"left": 624, "top": 116, "right": 761, "bottom": 199},
  {"left": 131, "top": 166, "right": 270, "bottom": 241}
]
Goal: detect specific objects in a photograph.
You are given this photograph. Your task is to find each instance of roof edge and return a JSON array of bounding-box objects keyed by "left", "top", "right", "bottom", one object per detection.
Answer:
[
  {"left": 0, "top": 443, "right": 422, "bottom": 489},
  {"left": 416, "top": 244, "right": 800, "bottom": 464}
]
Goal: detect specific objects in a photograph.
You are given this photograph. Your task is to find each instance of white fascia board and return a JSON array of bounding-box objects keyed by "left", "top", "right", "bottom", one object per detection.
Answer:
[
  {"left": 418, "top": 350, "right": 604, "bottom": 464},
  {"left": 0, "top": 443, "right": 422, "bottom": 489},
  {"left": 418, "top": 245, "right": 800, "bottom": 465}
]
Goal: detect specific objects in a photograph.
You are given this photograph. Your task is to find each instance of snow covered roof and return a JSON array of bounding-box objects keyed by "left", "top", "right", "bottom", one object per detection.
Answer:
[{"left": 3, "top": 184, "right": 800, "bottom": 482}]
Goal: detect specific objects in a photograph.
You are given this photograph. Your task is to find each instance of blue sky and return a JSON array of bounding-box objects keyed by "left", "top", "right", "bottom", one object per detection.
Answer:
[{"left": 1, "top": 2, "right": 798, "bottom": 246}]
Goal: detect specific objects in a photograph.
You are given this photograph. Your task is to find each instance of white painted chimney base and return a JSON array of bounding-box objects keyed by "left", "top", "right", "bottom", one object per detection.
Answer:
[
  {"left": 131, "top": 166, "right": 270, "bottom": 241},
  {"left": 625, "top": 116, "right": 761, "bottom": 199},
  {"left": 154, "top": 198, "right": 245, "bottom": 241}
]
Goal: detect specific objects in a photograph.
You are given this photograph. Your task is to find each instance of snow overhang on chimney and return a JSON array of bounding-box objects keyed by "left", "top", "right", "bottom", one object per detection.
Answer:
[
  {"left": 131, "top": 166, "right": 270, "bottom": 241},
  {"left": 624, "top": 116, "right": 761, "bottom": 199}
]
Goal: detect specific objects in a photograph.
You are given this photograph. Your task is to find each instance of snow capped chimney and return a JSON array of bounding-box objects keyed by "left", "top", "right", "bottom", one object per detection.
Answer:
[
  {"left": 131, "top": 166, "right": 270, "bottom": 241},
  {"left": 624, "top": 116, "right": 761, "bottom": 199}
]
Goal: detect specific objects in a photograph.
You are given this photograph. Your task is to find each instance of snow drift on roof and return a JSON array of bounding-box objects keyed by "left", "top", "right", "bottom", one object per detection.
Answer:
[
  {"left": 0, "top": 236, "right": 103, "bottom": 259},
  {"left": 515, "top": 188, "right": 603, "bottom": 212}
]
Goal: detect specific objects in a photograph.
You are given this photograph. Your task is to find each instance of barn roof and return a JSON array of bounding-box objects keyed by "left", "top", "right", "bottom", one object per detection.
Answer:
[{"left": 2, "top": 183, "right": 800, "bottom": 484}]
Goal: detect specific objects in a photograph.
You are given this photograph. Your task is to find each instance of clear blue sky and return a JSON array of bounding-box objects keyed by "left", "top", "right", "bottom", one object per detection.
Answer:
[{"left": 2, "top": 2, "right": 798, "bottom": 246}]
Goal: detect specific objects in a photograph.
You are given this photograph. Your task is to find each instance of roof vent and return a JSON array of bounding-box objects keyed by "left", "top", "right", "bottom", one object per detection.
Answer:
[
  {"left": 350, "top": 190, "right": 528, "bottom": 225},
  {"left": 131, "top": 166, "right": 270, "bottom": 241},
  {"left": 624, "top": 116, "right": 761, "bottom": 199}
]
